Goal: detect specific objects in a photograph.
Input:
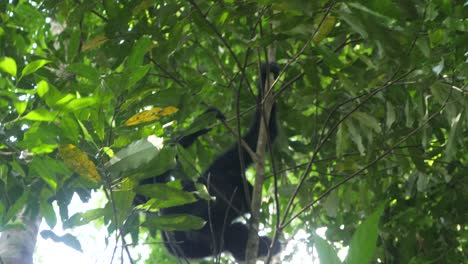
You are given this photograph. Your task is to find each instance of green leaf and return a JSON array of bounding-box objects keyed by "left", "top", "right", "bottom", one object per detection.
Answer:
[
  {"left": 353, "top": 112, "right": 382, "bottom": 133},
  {"left": 405, "top": 99, "right": 414, "bottom": 128},
  {"left": 345, "top": 119, "right": 365, "bottom": 154},
  {"left": 385, "top": 102, "right": 396, "bottom": 129},
  {"left": 37, "top": 80, "right": 49, "bottom": 97},
  {"left": 313, "top": 234, "right": 342, "bottom": 264},
  {"left": 77, "top": 119, "right": 96, "bottom": 145},
  {"left": 65, "top": 208, "right": 105, "bottom": 228},
  {"left": 348, "top": 3, "right": 396, "bottom": 25},
  {"left": 23, "top": 109, "right": 58, "bottom": 121},
  {"left": 176, "top": 144, "right": 198, "bottom": 177},
  {"left": 346, "top": 204, "right": 385, "bottom": 264},
  {"left": 106, "top": 135, "right": 168, "bottom": 173},
  {"left": 335, "top": 123, "right": 347, "bottom": 158},
  {"left": 416, "top": 172, "right": 428, "bottom": 192},
  {"left": 127, "top": 36, "right": 152, "bottom": 67},
  {"left": 0, "top": 57, "right": 17, "bottom": 77},
  {"left": 111, "top": 183, "right": 135, "bottom": 225},
  {"left": 29, "top": 157, "right": 58, "bottom": 190},
  {"left": 339, "top": 4, "right": 368, "bottom": 38},
  {"left": 316, "top": 45, "right": 344, "bottom": 69},
  {"left": 14, "top": 101, "right": 27, "bottom": 115},
  {"left": 40, "top": 189, "right": 57, "bottom": 228},
  {"left": 64, "top": 97, "right": 98, "bottom": 112},
  {"left": 55, "top": 94, "right": 76, "bottom": 106},
  {"left": 40, "top": 230, "right": 83, "bottom": 252},
  {"left": 67, "top": 63, "right": 100, "bottom": 82},
  {"left": 0, "top": 165, "right": 7, "bottom": 184},
  {"left": 6, "top": 191, "right": 29, "bottom": 222},
  {"left": 142, "top": 214, "right": 206, "bottom": 231},
  {"left": 135, "top": 183, "right": 197, "bottom": 209},
  {"left": 179, "top": 110, "right": 219, "bottom": 136},
  {"left": 126, "top": 65, "right": 151, "bottom": 89},
  {"left": 323, "top": 190, "right": 339, "bottom": 217},
  {"left": 21, "top": 59, "right": 51, "bottom": 77},
  {"left": 0, "top": 203, "right": 5, "bottom": 224},
  {"left": 445, "top": 112, "right": 462, "bottom": 162}
]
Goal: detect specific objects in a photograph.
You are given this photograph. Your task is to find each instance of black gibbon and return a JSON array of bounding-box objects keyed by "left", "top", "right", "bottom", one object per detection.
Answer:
[{"left": 136, "top": 62, "right": 281, "bottom": 262}]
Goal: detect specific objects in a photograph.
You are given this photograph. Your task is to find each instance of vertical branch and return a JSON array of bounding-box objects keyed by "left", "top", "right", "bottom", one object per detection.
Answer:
[{"left": 245, "top": 54, "right": 276, "bottom": 263}]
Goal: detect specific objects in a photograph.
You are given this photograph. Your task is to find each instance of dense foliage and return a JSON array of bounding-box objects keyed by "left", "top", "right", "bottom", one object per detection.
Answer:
[{"left": 0, "top": 0, "right": 466, "bottom": 263}]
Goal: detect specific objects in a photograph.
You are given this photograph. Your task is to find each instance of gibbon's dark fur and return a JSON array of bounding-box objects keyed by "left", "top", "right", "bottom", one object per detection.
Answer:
[{"left": 136, "top": 62, "right": 281, "bottom": 261}]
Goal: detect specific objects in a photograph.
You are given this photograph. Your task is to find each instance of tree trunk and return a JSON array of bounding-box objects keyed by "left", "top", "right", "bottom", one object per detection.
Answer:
[{"left": 0, "top": 210, "right": 41, "bottom": 264}]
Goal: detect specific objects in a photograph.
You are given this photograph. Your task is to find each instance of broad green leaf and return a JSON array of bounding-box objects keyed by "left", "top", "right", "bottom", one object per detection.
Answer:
[
  {"left": 416, "top": 172, "right": 428, "bottom": 192},
  {"left": 416, "top": 37, "right": 430, "bottom": 57},
  {"left": 68, "top": 29, "right": 81, "bottom": 61},
  {"left": 345, "top": 119, "right": 365, "bottom": 154},
  {"left": 179, "top": 110, "right": 219, "bottom": 136},
  {"left": 405, "top": 99, "right": 414, "bottom": 128},
  {"left": 445, "top": 112, "right": 462, "bottom": 162},
  {"left": 67, "top": 64, "right": 100, "bottom": 82},
  {"left": 23, "top": 109, "right": 58, "bottom": 121},
  {"left": 143, "top": 146, "right": 177, "bottom": 177},
  {"left": 14, "top": 101, "right": 27, "bottom": 115},
  {"left": 346, "top": 204, "right": 385, "bottom": 264},
  {"left": 348, "top": 3, "right": 396, "bottom": 25},
  {"left": 21, "top": 59, "right": 51, "bottom": 77},
  {"left": 313, "top": 234, "right": 342, "bottom": 264},
  {"left": 60, "top": 116, "right": 80, "bottom": 142},
  {"left": 106, "top": 135, "right": 167, "bottom": 173},
  {"left": 65, "top": 208, "right": 106, "bottom": 228},
  {"left": 316, "top": 45, "right": 344, "bottom": 69},
  {"left": 176, "top": 144, "right": 198, "bottom": 177},
  {"left": 339, "top": 4, "right": 368, "bottom": 38},
  {"left": 335, "top": 123, "right": 346, "bottom": 158},
  {"left": 352, "top": 112, "right": 381, "bottom": 133},
  {"left": 135, "top": 183, "right": 197, "bottom": 209},
  {"left": 9, "top": 160, "right": 26, "bottom": 177},
  {"left": 323, "top": 190, "right": 339, "bottom": 218},
  {"left": 55, "top": 94, "right": 76, "bottom": 106},
  {"left": 141, "top": 214, "right": 206, "bottom": 231},
  {"left": 112, "top": 184, "right": 135, "bottom": 225},
  {"left": 40, "top": 230, "right": 83, "bottom": 252},
  {"left": 0, "top": 57, "right": 17, "bottom": 77},
  {"left": 126, "top": 65, "right": 151, "bottom": 89},
  {"left": 29, "top": 157, "right": 58, "bottom": 190},
  {"left": 127, "top": 36, "right": 152, "bottom": 67},
  {"left": 0, "top": 164, "right": 7, "bottom": 183},
  {"left": 6, "top": 191, "right": 28, "bottom": 222},
  {"left": 386, "top": 102, "right": 396, "bottom": 129},
  {"left": 37, "top": 80, "right": 49, "bottom": 97},
  {"left": 0, "top": 203, "right": 5, "bottom": 224},
  {"left": 64, "top": 97, "right": 98, "bottom": 112},
  {"left": 103, "top": 0, "right": 119, "bottom": 17},
  {"left": 74, "top": 120, "right": 94, "bottom": 145},
  {"left": 40, "top": 189, "right": 57, "bottom": 228}
]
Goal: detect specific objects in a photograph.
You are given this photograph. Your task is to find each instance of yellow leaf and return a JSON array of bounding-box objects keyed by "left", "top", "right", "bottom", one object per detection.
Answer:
[
  {"left": 82, "top": 35, "right": 109, "bottom": 51},
  {"left": 160, "top": 106, "right": 178, "bottom": 115},
  {"left": 124, "top": 106, "right": 179, "bottom": 126},
  {"left": 58, "top": 144, "right": 101, "bottom": 183},
  {"left": 313, "top": 15, "right": 336, "bottom": 44}
]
